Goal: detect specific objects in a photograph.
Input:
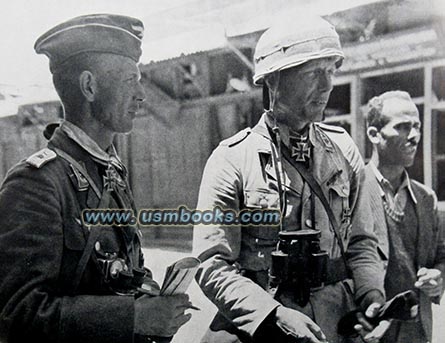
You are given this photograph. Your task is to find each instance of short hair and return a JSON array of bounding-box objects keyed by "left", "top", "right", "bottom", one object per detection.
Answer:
[
  {"left": 52, "top": 53, "right": 104, "bottom": 115},
  {"left": 365, "top": 90, "right": 413, "bottom": 130}
]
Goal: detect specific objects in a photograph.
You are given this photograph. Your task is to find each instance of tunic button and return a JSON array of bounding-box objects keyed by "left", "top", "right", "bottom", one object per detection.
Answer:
[
  {"left": 95, "top": 241, "right": 101, "bottom": 252},
  {"left": 305, "top": 219, "right": 312, "bottom": 228}
]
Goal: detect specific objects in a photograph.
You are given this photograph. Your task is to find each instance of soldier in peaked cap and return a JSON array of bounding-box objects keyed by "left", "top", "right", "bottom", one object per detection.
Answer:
[
  {"left": 0, "top": 14, "right": 192, "bottom": 343},
  {"left": 193, "top": 14, "right": 391, "bottom": 343}
]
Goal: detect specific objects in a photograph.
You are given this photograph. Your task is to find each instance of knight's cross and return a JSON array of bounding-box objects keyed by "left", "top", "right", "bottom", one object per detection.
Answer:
[
  {"left": 103, "top": 167, "right": 118, "bottom": 192},
  {"left": 291, "top": 142, "right": 311, "bottom": 162}
]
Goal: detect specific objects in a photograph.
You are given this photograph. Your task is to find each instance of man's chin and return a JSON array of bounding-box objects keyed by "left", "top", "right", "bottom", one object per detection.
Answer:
[
  {"left": 311, "top": 111, "right": 324, "bottom": 123},
  {"left": 403, "top": 157, "right": 416, "bottom": 168}
]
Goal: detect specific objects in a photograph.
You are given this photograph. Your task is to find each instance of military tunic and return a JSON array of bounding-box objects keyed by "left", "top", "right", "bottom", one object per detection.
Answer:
[
  {"left": 0, "top": 122, "right": 146, "bottom": 343},
  {"left": 193, "top": 114, "right": 385, "bottom": 343}
]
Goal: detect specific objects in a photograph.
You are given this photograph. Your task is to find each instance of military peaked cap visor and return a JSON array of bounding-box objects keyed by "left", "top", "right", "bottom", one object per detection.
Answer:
[
  {"left": 34, "top": 14, "right": 144, "bottom": 72},
  {"left": 253, "top": 15, "right": 344, "bottom": 85}
]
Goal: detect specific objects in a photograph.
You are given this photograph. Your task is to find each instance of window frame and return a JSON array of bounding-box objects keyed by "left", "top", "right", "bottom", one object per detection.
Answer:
[{"left": 333, "top": 58, "right": 445, "bottom": 208}]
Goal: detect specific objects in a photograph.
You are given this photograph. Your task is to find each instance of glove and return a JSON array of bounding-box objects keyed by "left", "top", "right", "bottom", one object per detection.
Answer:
[
  {"left": 134, "top": 293, "right": 192, "bottom": 337},
  {"left": 337, "top": 290, "right": 418, "bottom": 338}
]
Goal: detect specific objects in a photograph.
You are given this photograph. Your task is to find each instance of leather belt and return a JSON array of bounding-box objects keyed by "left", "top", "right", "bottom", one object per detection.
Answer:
[{"left": 243, "top": 257, "right": 350, "bottom": 292}]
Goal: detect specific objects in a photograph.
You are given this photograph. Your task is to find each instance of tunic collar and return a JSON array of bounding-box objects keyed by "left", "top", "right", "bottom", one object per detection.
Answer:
[{"left": 60, "top": 120, "right": 124, "bottom": 171}]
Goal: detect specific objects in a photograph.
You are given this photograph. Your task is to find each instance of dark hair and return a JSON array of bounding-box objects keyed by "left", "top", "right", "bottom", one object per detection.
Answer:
[{"left": 365, "top": 90, "right": 413, "bottom": 130}]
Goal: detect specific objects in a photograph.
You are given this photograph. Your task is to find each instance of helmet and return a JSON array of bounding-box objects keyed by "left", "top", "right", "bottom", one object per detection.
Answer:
[{"left": 253, "top": 14, "right": 344, "bottom": 85}]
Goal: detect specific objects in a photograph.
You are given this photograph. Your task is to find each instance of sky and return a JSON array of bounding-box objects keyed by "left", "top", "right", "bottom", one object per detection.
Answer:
[
  {"left": 0, "top": 0, "right": 193, "bottom": 91},
  {"left": 0, "top": 0, "right": 443, "bottom": 107},
  {"left": 0, "top": 0, "right": 393, "bottom": 91}
]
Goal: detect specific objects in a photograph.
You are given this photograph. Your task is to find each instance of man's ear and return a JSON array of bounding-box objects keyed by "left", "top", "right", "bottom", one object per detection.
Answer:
[
  {"left": 79, "top": 71, "right": 96, "bottom": 102},
  {"left": 367, "top": 126, "right": 381, "bottom": 144}
]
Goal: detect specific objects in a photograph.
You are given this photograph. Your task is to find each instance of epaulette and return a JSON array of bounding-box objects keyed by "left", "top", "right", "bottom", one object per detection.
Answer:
[
  {"left": 26, "top": 148, "right": 57, "bottom": 168},
  {"left": 316, "top": 122, "right": 346, "bottom": 134},
  {"left": 219, "top": 128, "right": 252, "bottom": 147}
]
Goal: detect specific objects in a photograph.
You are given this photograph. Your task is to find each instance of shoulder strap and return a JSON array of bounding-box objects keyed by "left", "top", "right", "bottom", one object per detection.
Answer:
[{"left": 280, "top": 142, "right": 349, "bottom": 273}]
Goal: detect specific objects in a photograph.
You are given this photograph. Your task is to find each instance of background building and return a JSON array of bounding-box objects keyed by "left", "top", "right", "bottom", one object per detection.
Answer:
[{"left": 0, "top": 0, "right": 444, "bottom": 249}]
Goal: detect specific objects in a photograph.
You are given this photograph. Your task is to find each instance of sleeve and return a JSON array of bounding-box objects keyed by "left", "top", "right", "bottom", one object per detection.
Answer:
[
  {"left": 0, "top": 164, "right": 135, "bottom": 343},
  {"left": 192, "top": 147, "right": 280, "bottom": 338},
  {"left": 340, "top": 138, "right": 386, "bottom": 304},
  {"left": 432, "top": 192, "right": 445, "bottom": 304}
]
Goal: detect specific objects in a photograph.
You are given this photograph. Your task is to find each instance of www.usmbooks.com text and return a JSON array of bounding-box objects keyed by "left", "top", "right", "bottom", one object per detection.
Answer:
[{"left": 82, "top": 206, "right": 281, "bottom": 226}]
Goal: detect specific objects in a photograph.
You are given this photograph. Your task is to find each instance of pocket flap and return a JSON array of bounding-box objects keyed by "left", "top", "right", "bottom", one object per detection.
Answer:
[{"left": 328, "top": 178, "right": 350, "bottom": 198}]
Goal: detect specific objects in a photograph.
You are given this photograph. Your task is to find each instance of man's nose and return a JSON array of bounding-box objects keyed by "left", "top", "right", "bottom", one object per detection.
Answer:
[
  {"left": 318, "top": 71, "right": 333, "bottom": 93},
  {"left": 407, "top": 126, "right": 421, "bottom": 142},
  {"left": 135, "top": 82, "right": 146, "bottom": 103}
]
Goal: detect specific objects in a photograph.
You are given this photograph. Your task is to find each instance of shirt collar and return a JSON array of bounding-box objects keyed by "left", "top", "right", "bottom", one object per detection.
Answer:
[
  {"left": 403, "top": 170, "right": 417, "bottom": 204},
  {"left": 262, "top": 112, "right": 317, "bottom": 147},
  {"left": 369, "top": 160, "right": 417, "bottom": 204},
  {"left": 60, "top": 120, "right": 124, "bottom": 170}
]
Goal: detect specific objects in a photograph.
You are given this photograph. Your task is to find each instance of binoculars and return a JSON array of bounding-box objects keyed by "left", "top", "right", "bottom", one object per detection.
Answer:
[
  {"left": 97, "top": 252, "right": 147, "bottom": 295},
  {"left": 268, "top": 229, "right": 328, "bottom": 306}
]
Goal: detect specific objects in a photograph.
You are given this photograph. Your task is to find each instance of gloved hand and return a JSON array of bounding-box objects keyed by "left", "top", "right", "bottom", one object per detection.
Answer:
[
  {"left": 134, "top": 293, "right": 192, "bottom": 337},
  {"left": 338, "top": 289, "right": 418, "bottom": 342},
  {"left": 274, "top": 305, "right": 328, "bottom": 343},
  {"left": 353, "top": 302, "right": 392, "bottom": 343},
  {"left": 415, "top": 267, "right": 444, "bottom": 300}
]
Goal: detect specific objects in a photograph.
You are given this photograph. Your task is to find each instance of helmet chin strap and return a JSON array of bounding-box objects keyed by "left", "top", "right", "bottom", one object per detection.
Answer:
[
  {"left": 264, "top": 72, "right": 287, "bottom": 228},
  {"left": 264, "top": 71, "right": 281, "bottom": 136},
  {"left": 265, "top": 71, "right": 307, "bottom": 135}
]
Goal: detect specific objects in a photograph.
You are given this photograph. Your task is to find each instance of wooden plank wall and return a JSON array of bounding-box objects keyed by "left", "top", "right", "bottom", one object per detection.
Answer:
[
  {"left": 0, "top": 90, "right": 263, "bottom": 251},
  {"left": 129, "top": 91, "right": 263, "bottom": 250},
  {"left": 0, "top": 102, "right": 61, "bottom": 183},
  {"left": 1, "top": 90, "right": 444, "bottom": 251}
]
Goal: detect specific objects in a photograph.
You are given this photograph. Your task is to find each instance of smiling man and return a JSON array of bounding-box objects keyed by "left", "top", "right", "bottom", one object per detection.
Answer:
[
  {"left": 0, "top": 14, "right": 192, "bottom": 343},
  {"left": 364, "top": 90, "right": 445, "bottom": 343},
  {"left": 193, "top": 14, "right": 386, "bottom": 343}
]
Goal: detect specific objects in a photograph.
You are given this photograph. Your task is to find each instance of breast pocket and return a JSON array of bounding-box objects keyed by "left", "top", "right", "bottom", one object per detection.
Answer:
[
  {"left": 243, "top": 189, "right": 280, "bottom": 239},
  {"left": 241, "top": 189, "right": 280, "bottom": 271},
  {"left": 327, "top": 178, "right": 352, "bottom": 241}
]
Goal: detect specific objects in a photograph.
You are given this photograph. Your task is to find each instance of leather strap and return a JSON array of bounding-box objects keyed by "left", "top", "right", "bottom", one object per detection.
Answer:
[
  {"left": 325, "top": 257, "right": 350, "bottom": 285},
  {"left": 69, "top": 191, "right": 111, "bottom": 294},
  {"left": 51, "top": 147, "right": 110, "bottom": 294},
  {"left": 53, "top": 147, "right": 101, "bottom": 199},
  {"left": 280, "top": 142, "right": 349, "bottom": 274}
]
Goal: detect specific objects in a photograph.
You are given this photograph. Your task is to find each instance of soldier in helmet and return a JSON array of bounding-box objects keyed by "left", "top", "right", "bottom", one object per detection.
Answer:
[
  {"left": 193, "top": 14, "right": 388, "bottom": 343},
  {"left": 0, "top": 14, "right": 192, "bottom": 343}
]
